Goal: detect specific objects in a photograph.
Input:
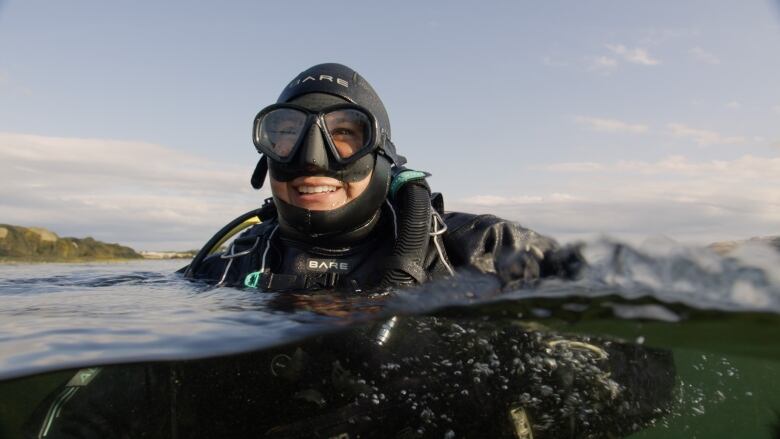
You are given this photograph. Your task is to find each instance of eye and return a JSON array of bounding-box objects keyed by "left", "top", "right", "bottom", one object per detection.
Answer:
[
  {"left": 323, "top": 109, "right": 369, "bottom": 158},
  {"left": 331, "top": 127, "right": 356, "bottom": 138},
  {"left": 269, "top": 121, "right": 302, "bottom": 137}
]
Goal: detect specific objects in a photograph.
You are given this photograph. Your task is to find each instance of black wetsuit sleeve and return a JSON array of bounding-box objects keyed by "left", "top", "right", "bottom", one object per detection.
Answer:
[
  {"left": 441, "top": 212, "right": 582, "bottom": 285},
  {"left": 23, "top": 365, "right": 172, "bottom": 439}
]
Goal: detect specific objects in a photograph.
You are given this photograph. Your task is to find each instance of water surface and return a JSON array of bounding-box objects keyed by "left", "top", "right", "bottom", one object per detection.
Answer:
[{"left": 1, "top": 239, "right": 779, "bottom": 438}]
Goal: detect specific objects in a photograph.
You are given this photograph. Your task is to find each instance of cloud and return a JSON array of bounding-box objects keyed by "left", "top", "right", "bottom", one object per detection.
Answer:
[
  {"left": 667, "top": 123, "right": 746, "bottom": 146},
  {"left": 725, "top": 101, "right": 741, "bottom": 110},
  {"left": 689, "top": 47, "right": 720, "bottom": 65},
  {"left": 460, "top": 193, "right": 575, "bottom": 206},
  {"left": 453, "top": 154, "right": 780, "bottom": 244},
  {"left": 544, "top": 162, "right": 606, "bottom": 173},
  {"left": 587, "top": 56, "right": 618, "bottom": 72},
  {"left": 543, "top": 155, "right": 780, "bottom": 178},
  {"left": 0, "top": 132, "right": 265, "bottom": 250},
  {"left": 575, "top": 116, "right": 649, "bottom": 134},
  {"left": 605, "top": 44, "right": 660, "bottom": 66},
  {"left": 586, "top": 44, "right": 660, "bottom": 73}
]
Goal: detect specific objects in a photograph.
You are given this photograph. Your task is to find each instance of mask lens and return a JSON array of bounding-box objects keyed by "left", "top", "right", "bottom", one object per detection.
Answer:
[
  {"left": 257, "top": 108, "right": 308, "bottom": 158},
  {"left": 322, "top": 109, "right": 372, "bottom": 159}
]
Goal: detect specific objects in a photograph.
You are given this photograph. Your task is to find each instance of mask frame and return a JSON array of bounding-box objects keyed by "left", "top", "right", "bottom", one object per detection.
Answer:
[{"left": 253, "top": 103, "right": 385, "bottom": 166}]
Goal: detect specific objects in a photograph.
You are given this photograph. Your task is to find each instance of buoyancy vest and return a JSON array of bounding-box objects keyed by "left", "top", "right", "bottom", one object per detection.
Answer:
[{"left": 190, "top": 172, "right": 454, "bottom": 291}]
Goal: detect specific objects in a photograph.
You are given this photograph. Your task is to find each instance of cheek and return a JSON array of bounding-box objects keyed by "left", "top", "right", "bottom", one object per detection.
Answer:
[
  {"left": 269, "top": 177, "right": 291, "bottom": 203},
  {"left": 344, "top": 171, "right": 373, "bottom": 202}
]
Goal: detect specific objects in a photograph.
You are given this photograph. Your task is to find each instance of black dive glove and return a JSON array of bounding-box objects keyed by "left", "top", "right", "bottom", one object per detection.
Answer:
[{"left": 497, "top": 244, "right": 586, "bottom": 289}]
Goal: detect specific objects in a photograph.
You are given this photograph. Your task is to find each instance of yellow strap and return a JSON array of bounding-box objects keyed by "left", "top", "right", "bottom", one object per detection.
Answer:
[{"left": 207, "top": 216, "right": 261, "bottom": 255}]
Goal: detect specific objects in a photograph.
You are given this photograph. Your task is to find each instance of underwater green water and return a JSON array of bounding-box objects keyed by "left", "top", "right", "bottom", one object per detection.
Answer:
[
  {"left": 560, "top": 315, "right": 780, "bottom": 438},
  {"left": 2, "top": 308, "right": 778, "bottom": 438},
  {"left": 1, "top": 241, "right": 779, "bottom": 438}
]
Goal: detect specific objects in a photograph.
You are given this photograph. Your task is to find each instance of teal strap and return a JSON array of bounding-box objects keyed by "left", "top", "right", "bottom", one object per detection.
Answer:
[
  {"left": 244, "top": 271, "right": 262, "bottom": 288},
  {"left": 390, "top": 170, "right": 428, "bottom": 199}
]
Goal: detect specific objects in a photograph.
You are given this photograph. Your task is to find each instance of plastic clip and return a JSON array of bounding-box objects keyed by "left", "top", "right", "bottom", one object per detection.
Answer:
[{"left": 244, "top": 271, "right": 262, "bottom": 288}]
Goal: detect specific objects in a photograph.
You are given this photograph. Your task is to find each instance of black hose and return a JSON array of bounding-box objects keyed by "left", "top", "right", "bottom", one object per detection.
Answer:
[
  {"left": 183, "top": 207, "right": 268, "bottom": 279},
  {"left": 380, "top": 182, "right": 432, "bottom": 286}
]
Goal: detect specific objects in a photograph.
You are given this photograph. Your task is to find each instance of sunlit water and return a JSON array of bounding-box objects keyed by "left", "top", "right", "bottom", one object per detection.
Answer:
[{"left": 1, "top": 239, "right": 779, "bottom": 438}]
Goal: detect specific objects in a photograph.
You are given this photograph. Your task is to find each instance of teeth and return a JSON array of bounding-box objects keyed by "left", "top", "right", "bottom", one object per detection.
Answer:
[{"left": 298, "top": 185, "right": 338, "bottom": 194}]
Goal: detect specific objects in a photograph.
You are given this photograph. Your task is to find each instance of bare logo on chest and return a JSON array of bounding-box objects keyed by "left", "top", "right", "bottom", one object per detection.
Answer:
[{"left": 307, "top": 260, "right": 350, "bottom": 271}]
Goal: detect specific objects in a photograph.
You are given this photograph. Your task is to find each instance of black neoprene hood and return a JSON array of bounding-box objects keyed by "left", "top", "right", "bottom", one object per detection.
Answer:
[
  {"left": 277, "top": 63, "right": 392, "bottom": 140},
  {"left": 251, "top": 63, "right": 406, "bottom": 190},
  {"left": 264, "top": 63, "right": 401, "bottom": 246}
]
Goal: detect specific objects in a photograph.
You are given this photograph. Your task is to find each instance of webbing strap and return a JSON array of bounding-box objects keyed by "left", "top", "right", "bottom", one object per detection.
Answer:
[{"left": 246, "top": 272, "right": 341, "bottom": 291}]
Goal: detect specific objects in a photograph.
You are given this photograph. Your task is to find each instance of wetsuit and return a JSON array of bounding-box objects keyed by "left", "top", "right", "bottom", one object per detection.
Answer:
[
  {"left": 189, "top": 195, "right": 580, "bottom": 292},
  {"left": 25, "top": 316, "right": 676, "bottom": 439}
]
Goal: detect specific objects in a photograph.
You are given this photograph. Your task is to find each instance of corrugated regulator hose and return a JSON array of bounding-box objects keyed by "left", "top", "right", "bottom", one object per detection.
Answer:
[{"left": 379, "top": 181, "right": 432, "bottom": 287}]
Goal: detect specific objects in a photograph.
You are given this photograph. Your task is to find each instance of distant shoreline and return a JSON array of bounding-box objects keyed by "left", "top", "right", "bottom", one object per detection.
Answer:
[
  {"left": 138, "top": 251, "right": 197, "bottom": 260},
  {"left": 0, "top": 257, "right": 192, "bottom": 264},
  {"left": 1, "top": 224, "right": 198, "bottom": 263}
]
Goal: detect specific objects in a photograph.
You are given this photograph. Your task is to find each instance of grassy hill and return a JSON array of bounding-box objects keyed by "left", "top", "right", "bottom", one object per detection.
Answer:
[{"left": 0, "top": 224, "right": 142, "bottom": 262}]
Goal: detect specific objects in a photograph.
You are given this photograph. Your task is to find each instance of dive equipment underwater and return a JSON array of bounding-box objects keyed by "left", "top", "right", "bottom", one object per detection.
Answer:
[
  {"left": 24, "top": 315, "right": 675, "bottom": 439},
  {"left": 259, "top": 317, "right": 676, "bottom": 439}
]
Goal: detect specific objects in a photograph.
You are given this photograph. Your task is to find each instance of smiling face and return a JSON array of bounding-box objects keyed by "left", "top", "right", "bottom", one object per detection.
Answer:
[
  {"left": 269, "top": 170, "right": 373, "bottom": 211},
  {"left": 264, "top": 67, "right": 396, "bottom": 242},
  {"left": 266, "top": 92, "right": 377, "bottom": 212}
]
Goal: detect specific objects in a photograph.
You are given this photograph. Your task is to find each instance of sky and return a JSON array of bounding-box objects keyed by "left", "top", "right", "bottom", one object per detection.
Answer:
[{"left": 1, "top": 0, "right": 779, "bottom": 250}]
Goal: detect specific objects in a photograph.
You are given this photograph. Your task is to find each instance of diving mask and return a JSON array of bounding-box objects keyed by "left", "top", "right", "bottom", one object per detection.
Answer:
[{"left": 253, "top": 103, "right": 384, "bottom": 165}]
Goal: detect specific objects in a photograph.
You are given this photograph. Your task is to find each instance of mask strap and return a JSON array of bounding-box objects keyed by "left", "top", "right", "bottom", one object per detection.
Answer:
[
  {"left": 379, "top": 138, "right": 407, "bottom": 167},
  {"left": 251, "top": 155, "right": 268, "bottom": 189}
]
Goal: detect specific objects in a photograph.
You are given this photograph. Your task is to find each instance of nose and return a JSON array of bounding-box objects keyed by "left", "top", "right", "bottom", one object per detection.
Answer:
[{"left": 298, "top": 123, "right": 330, "bottom": 169}]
